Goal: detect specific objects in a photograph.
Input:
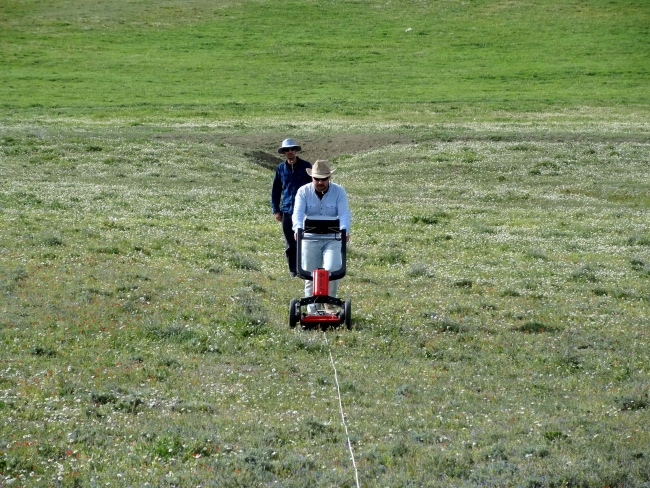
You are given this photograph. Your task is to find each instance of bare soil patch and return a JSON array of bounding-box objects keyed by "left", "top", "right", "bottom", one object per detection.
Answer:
[{"left": 224, "top": 133, "right": 416, "bottom": 170}]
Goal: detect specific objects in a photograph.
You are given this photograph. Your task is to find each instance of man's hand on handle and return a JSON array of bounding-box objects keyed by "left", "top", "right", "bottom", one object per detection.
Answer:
[{"left": 294, "top": 231, "right": 350, "bottom": 242}]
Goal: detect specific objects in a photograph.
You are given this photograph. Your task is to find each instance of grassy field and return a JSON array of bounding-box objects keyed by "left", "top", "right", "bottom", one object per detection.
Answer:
[
  {"left": 2, "top": 0, "right": 650, "bottom": 486},
  {"left": 1, "top": 117, "right": 649, "bottom": 486},
  {"left": 1, "top": 0, "right": 649, "bottom": 118}
]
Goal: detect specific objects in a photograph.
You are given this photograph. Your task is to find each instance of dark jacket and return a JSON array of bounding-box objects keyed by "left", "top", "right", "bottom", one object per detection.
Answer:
[{"left": 271, "top": 157, "right": 312, "bottom": 215}]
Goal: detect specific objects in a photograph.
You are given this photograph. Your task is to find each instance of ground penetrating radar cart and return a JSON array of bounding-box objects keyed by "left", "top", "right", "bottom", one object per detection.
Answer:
[{"left": 289, "top": 218, "right": 351, "bottom": 329}]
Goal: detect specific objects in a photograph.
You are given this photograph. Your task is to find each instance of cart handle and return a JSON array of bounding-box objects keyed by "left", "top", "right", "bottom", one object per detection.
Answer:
[{"left": 295, "top": 228, "right": 347, "bottom": 281}]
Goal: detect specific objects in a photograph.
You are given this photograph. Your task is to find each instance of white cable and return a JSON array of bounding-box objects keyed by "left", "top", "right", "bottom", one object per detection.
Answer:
[{"left": 324, "top": 331, "right": 361, "bottom": 488}]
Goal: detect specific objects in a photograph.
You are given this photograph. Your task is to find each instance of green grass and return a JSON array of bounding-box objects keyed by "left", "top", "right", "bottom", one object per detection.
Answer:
[
  {"left": 1, "top": 0, "right": 649, "bottom": 119},
  {"left": 1, "top": 119, "right": 649, "bottom": 486},
  {"left": 1, "top": 0, "right": 650, "bottom": 485}
]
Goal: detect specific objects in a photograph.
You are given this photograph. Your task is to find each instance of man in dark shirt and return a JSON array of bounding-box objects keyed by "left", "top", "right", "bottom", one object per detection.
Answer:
[{"left": 271, "top": 138, "right": 312, "bottom": 276}]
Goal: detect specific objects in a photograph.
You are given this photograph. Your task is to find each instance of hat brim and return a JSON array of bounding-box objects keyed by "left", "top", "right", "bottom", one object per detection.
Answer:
[
  {"left": 306, "top": 168, "right": 336, "bottom": 178},
  {"left": 278, "top": 146, "right": 301, "bottom": 154}
]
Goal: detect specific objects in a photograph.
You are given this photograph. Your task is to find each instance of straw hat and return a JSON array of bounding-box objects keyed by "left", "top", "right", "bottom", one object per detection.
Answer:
[{"left": 306, "top": 160, "right": 336, "bottom": 178}]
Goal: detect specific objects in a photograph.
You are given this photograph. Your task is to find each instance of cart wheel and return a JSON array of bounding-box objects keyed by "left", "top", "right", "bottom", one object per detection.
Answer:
[
  {"left": 289, "top": 298, "right": 299, "bottom": 328},
  {"left": 344, "top": 299, "right": 352, "bottom": 329}
]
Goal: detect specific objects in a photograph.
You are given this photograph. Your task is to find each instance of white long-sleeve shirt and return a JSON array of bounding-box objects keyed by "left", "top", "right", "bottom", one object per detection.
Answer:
[{"left": 292, "top": 182, "right": 351, "bottom": 234}]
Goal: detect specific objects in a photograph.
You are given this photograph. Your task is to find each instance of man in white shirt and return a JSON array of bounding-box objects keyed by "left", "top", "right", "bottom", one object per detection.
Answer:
[{"left": 292, "top": 160, "right": 351, "bottom": 310}]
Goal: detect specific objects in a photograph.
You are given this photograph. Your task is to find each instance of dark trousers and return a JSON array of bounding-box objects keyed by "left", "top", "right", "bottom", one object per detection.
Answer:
[{"left": 281, "top": 212, "right": 297, "bottom": 274}]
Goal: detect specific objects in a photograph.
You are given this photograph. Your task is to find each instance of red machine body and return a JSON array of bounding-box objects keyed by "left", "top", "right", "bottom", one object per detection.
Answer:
[
  {"left": 299, "top": 314, "right": 342, "bottom": 326},
  {"left": 312, "top": 269, "right": 330, "bottom": 296}
]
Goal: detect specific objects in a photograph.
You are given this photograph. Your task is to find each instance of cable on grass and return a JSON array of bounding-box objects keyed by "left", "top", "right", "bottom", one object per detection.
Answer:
[{"left": 323, "top": 331, "right": 360, "bottom": 488}]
